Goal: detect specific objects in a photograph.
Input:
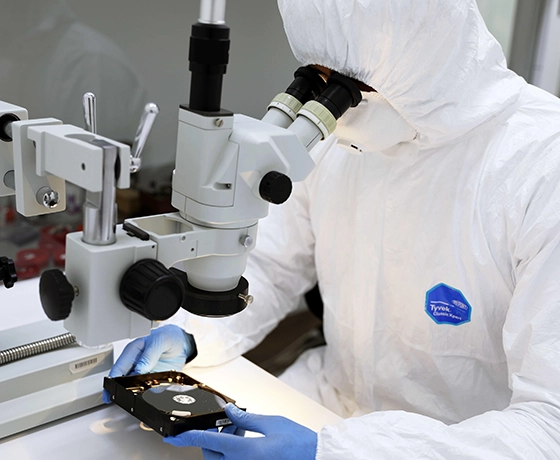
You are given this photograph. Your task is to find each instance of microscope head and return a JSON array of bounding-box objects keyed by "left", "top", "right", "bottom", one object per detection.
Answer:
[{"left": 165, "top": 63, "right": 362, "bottom": 318}]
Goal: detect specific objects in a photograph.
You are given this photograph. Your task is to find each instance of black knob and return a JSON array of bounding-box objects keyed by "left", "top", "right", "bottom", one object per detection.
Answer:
[
  {"left": 0, "top": 113, "right": 20, "bottom": 142},
  {"left": 120, "top": 259, "right": 185, "bottom": 321},
  {"left": 259, "top": 171, "right": 293, "bottom": 205},
  {"left": 40, "top": 269, "right": 75, "bottom": 321},
  {"left": 0, "top": 256, "right": 17, "bottom": 289}
]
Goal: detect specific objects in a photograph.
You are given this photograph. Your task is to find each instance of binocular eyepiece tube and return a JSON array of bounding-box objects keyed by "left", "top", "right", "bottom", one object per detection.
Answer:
[{"left": 263, "top": 65, "right": 363, "bottom": 151}]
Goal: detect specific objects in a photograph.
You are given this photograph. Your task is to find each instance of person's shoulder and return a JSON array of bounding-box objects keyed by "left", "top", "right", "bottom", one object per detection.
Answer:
[
  {"left": 514, "top": 84, "right": 560, "bottom": 130},
  {"left": 52, "top": 22, "right": 138, "bottom": 72},
  {"left": 44, "top": 21, "right": 145, "bottom": 99},
  {"left": 471, "top": 86, "right": 560, "bottom": 211},
  {"left": 488, "top": 85, "right": 560, "bottom": 169}
]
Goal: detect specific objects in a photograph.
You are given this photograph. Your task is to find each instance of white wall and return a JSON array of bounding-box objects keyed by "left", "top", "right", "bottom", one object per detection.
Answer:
[
  {"left": 66, "top": 0, "right": 300, "bottom": 169},
  {"left": 476, "top": 0, "right": 518, "bottom": 59},
  {"left": 531, "top": 0, "right": 560, "bottom": 94}
]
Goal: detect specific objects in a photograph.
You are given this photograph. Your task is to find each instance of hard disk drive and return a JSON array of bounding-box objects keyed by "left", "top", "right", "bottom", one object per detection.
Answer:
[{"left": 104, "top": 371, "right": 241, "bottom": 437}]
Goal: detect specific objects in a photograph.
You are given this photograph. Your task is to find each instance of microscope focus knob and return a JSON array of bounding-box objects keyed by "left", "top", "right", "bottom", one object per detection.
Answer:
[
  {"left": 0, "top": 256, "right": 17, "bottom": 289},
  {"left": 40, "top": 269, "right": 75, "bottom": 321},
  {"left": 120, "top": 259, "right": 185, "bottom": 321},
  {"left": 259, "top": 171, "right": 293, "bottom": 205}
]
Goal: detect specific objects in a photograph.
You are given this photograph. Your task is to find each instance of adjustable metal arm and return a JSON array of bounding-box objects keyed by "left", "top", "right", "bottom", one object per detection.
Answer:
[
  {"left": 82, "top": 92, "right": 97, "bottom": 134},
  {"left": 130, "top": 103, "right": 159, "bottom": 174},
  {"left": 82, "top": 140, "right": 120, "bottom": 246}
]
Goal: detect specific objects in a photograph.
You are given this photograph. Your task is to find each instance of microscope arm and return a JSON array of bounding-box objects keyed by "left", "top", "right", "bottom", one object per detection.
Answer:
[
  {"left": 0, "top": 0, "right": 362, "bottom": 348},
  {"left": 12, "top": 119, "right": 129, "bottom": 208}
]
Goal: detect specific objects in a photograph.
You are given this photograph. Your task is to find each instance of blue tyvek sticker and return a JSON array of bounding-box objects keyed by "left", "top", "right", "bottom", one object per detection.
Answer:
[{"left": 425, "top": 283, "right": 472, "bottom": 326}]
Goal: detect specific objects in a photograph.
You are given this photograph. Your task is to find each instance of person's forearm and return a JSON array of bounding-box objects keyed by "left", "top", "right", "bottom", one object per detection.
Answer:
[{"left": 317, "top": 402, "right": 560, "bottom": 459}]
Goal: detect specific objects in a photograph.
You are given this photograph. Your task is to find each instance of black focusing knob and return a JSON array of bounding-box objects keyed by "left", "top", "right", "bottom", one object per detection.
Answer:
[
  {"left": 40, "top": 269, "right": 75, "bottom": 321},
  {"left": 0, "top": 256, "right": 17, "bottom": 289},
  {"left": 0, "top": 113, "right": 20, "bottom": 142},
  {"left": 259, "top": 171, "right": 293, "bottom": 205},
  {"left": 120, "top": 259, "right": 185, "bottom": 321}
]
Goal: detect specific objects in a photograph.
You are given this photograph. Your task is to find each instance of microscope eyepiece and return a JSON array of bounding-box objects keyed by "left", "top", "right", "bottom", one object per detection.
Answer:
[
  {"left": 188, "top": 22, "right": 231, "bottom": 113},
  {"left": 263, "top": 66, "right": 329, "bottom": 128},
  {"left": 315, "top": 72, "right": 362, "bottom": 120},
  {"left": 285, "top": 66, "right": 328, "bottom": 105},
  {"left": 288, "top": 71, "right": 362, "bottom": 149}
]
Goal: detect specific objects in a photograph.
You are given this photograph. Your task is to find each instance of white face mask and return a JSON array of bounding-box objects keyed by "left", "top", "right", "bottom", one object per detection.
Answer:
[{"left": 334, "top": 93, "right": 417, "bottom": 154}]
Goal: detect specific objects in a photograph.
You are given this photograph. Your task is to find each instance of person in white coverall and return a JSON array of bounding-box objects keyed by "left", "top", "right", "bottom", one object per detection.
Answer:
[
  {"left": 107, "top": 0, "right": 560, "bottom": 458},
  {"left": 0, "top": 0, "right": 148, "bottom": 215},
  {"left": 0, "top": 0, "right": 146, "bottom": 144}
]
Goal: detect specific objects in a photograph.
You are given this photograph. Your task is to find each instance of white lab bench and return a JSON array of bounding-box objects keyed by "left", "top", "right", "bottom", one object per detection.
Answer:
[{"left": 0, "top": 278, "right": 341, "bottom": 459}]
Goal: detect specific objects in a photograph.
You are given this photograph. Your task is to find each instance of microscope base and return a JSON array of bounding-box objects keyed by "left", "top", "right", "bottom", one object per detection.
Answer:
[{"left": 0, "top": 321, "right": 113, "bottom": 439}]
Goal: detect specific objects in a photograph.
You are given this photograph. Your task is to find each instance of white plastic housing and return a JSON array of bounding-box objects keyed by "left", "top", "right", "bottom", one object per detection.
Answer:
[
  {"left": 11, "top": 119, "right": 130, "bottom": 217},
  {"left": 27, "top": 125, "right": 131, "bottom": 191},
  {"left": 127, "top": 212, "right": 258, "bottom": 291},
  {"left": 172, "top": 110, "right": 315, "bottom": 228},
  {"left": 12, "top": 118, "right": 67, "bottom": 216},
  {"left": 64, "top": 229, "right": 156, "bottom": 346},
  {"left": 262, "top": 107, "right": 294, "bottom": 129}
]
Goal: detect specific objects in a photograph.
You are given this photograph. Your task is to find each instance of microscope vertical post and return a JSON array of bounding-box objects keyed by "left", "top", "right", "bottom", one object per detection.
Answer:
[{"left": 199, "top": 0, "right": 227, "bottom": 24}]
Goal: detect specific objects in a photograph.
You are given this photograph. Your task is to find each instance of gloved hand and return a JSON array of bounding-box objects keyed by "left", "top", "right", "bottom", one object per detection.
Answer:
[
  {"left": 164, "top": 403, "right": 318, "bottom": 460},
  {"left": 195, "top": 425, "right": 246, "bottom": 460},
  {"left": 102, "top": 324, "right": 196, "bottom": 404}
]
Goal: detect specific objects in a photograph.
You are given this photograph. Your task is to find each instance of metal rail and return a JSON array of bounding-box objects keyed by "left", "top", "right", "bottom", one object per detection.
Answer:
[{"left": 0, "top": 333, "right": 76, "bottom": 365}]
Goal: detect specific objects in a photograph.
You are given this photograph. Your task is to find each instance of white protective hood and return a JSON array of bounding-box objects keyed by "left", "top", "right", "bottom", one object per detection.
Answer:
[
  {"left": 279, "top": 0, "right": 523, "bottom": 147},
  {"left": 178, "top": 0, "right": 560, "bottom": 458}
]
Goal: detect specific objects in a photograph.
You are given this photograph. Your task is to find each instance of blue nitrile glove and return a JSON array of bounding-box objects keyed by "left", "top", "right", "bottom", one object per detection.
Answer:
[
  {"left": 196, "top": 425, "right": 246, "bottom": 460},
  {"left": 102, "top": 324, "right": 197, "bottom": 404},
  {"left": 164, "top": 403, "right": 318, "bottom": 460}
]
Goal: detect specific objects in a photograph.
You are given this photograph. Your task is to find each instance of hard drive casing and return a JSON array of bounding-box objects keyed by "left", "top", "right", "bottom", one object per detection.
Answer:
[{"left": 104, "top": 371, "right": 239, "bottom": 437}]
